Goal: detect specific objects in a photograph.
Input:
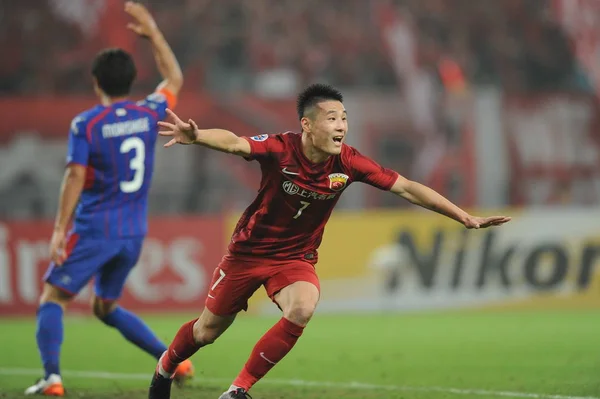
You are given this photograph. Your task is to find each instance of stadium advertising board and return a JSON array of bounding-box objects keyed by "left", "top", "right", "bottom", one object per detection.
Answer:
[
  {"left": 248, "top": 209, "right": 600, "bottom": 314},
  {"left": 0, "top": 216, "right": 224, "bottom": 315},
  {"left": 4, "top": 210, "right": 599, "bottom": 316}
]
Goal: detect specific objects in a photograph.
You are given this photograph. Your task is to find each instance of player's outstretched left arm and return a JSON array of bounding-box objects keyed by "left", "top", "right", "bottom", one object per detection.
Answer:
[
  {"left": 390, "top": 175, "right": 511, "bottom": 229},
  {"left": 158, "top": 109, "right": 251, "bottom": 156},
  {"left": 50, "top": 164, "right": 86, "bottom": 265}
]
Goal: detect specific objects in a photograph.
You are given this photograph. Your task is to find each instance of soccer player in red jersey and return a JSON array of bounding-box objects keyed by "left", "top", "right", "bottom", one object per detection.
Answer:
[{"left": 148, "top": 84, "right": 511, "bottom": 399}]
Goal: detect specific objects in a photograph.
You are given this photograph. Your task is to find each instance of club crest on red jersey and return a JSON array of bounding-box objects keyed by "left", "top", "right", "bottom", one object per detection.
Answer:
[{"left": 328, "top": 173, "right": 349, "bottom": 191}]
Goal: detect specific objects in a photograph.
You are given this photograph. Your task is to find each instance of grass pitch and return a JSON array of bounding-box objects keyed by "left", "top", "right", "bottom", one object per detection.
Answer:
[{"left": 1, "top": 309, "right": 598, "bottom": 399}]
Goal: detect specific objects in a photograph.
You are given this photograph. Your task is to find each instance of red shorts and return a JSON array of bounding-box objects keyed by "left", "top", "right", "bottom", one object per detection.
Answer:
[{"left": 204, "top": 254, "right": 320, "bottom": 316}]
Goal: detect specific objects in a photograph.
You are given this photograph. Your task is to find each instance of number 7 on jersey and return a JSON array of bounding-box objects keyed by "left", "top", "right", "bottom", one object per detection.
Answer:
[{"left": 293, "top": 201, "right": 311, "bottom": 219}]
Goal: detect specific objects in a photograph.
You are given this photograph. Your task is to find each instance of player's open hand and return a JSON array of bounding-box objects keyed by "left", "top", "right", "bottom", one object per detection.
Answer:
[
  {"left": 463, "top": 215, "right": 511, "bottom": 229},
  {"left": 125, "top": 1, "right": 159, "bottom": 39},
  {"left": 49, "top": 229, "right": 67, "bottom": 266},
  {"left": 158, "top": 109, "right": 198, "bottom": 147}
]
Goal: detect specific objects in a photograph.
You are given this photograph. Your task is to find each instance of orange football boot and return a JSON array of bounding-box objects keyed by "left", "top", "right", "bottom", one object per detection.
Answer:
[
  {"left": 173, "top": 359, "right": 194, "bottom": 387},
  {"left": 24, "top": 374, "right": 65, "bottom": 396}
]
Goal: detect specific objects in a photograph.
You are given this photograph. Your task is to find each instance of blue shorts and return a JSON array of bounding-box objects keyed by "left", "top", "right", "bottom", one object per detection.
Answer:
[{"left": 44, "top": 234, "right": 144, "bottom": 301}]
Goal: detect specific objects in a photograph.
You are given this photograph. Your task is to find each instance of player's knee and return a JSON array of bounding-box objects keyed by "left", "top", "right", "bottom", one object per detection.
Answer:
[
  {"left": 283, "top": 302, "right": 317, "bottom": 327},
  {"left": 192, "top": 310, "right": 235, "bottom": 346},
  {"left": 91, "top": 296, "right": 118, "bottom": 320},
  {"left": 192, "top": 320, "right": 220, "bottom": 346},
  {"left": 39, "top": 283, "right": 71, "bottom": 309}
]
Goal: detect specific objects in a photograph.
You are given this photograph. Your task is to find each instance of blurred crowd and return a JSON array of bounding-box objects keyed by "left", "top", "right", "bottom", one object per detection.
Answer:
[
  {"left": 403, "top": 0, "right": 589, "bottom": 92},
  {"left": 0, "top": 0, "right": 591, "bottom": 95}
]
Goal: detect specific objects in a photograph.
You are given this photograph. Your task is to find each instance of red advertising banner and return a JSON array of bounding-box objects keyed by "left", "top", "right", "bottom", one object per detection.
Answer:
[
  {"left": 552, "top": 0, "right": 600, "bottom": 97},
  {"left": 503, "top": 94, "right": 600, "bottom": 205},
  {"left": 0, "top": 216, "right": 225, "bottom": 316},
  {"left": 0, "top": 94, "right": 218, "bottom": 142}
]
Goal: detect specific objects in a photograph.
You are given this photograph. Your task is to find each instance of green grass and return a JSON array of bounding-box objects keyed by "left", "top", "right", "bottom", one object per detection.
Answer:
[{"left": 1, "top": 310, "right": 599, "bottom": 399}]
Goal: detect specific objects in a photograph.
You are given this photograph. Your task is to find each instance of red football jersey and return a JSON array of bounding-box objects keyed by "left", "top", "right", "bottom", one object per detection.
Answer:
[{"left": 228, "top": 132, "right": 399, "bottom": 263}]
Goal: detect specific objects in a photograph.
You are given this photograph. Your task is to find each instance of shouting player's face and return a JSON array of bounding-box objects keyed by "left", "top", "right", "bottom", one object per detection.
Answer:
[{"left": 303, "top": 100, "right": 348, "bottom": 156}]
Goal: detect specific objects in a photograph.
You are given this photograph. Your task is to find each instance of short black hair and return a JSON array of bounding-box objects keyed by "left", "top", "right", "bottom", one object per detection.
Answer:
[
  {"left": 296, "top": 83, "right": 343, "bottom": 120},
  {"left": 91, "top": 48, "right": 136, "bottom": 97}
]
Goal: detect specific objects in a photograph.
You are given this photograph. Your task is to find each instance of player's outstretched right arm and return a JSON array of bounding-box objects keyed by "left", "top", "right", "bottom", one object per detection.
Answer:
[{"left": 158, "top": 109, "right": 251, "bottom": 156}]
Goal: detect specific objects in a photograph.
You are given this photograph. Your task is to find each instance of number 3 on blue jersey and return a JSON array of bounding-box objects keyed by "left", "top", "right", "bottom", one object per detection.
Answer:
[{"left": 120, "top": 137, "right": 145, "bottom": 193}]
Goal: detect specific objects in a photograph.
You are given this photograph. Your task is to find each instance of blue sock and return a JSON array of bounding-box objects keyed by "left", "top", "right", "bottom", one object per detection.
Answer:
[
  {"left": 101, "top": 307, "right": 167, "bottom": 359},
  {"left": 36, "top": 302, "right": 63, "bottom": 379}
]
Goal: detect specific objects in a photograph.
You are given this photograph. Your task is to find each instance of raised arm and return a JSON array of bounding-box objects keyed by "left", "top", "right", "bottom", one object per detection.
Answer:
[
  {"left": 158, "top": 109, "right": 251, "bottom": 157},
  {"left": 125, "top": 1, "right": 183, "bottom": 96},
  {"left": 390, "top": 175, "right": 511, "bottom": 229}
]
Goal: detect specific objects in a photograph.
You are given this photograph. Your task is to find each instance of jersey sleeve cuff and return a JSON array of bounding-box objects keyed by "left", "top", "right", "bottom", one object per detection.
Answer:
[
  {"left": 383, "top": 171, "right": 400, "bottom": 191},
  {"left": 66, "top": 161, "right": 88, "bottom": 168},
  {"left": 157, "top": 88, "right": 177, "bottom": 109},
  {"left": 240, "top": 136, "right": 256, "bottom": 161}
]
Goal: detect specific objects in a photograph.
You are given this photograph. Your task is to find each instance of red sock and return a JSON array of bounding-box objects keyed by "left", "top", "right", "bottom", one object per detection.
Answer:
[
  {"left": 233, "top": 317, "right": 304, "bottom": 391},
  {"left": 160, "top": 318, "right": 201, "bottom": 374}
]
